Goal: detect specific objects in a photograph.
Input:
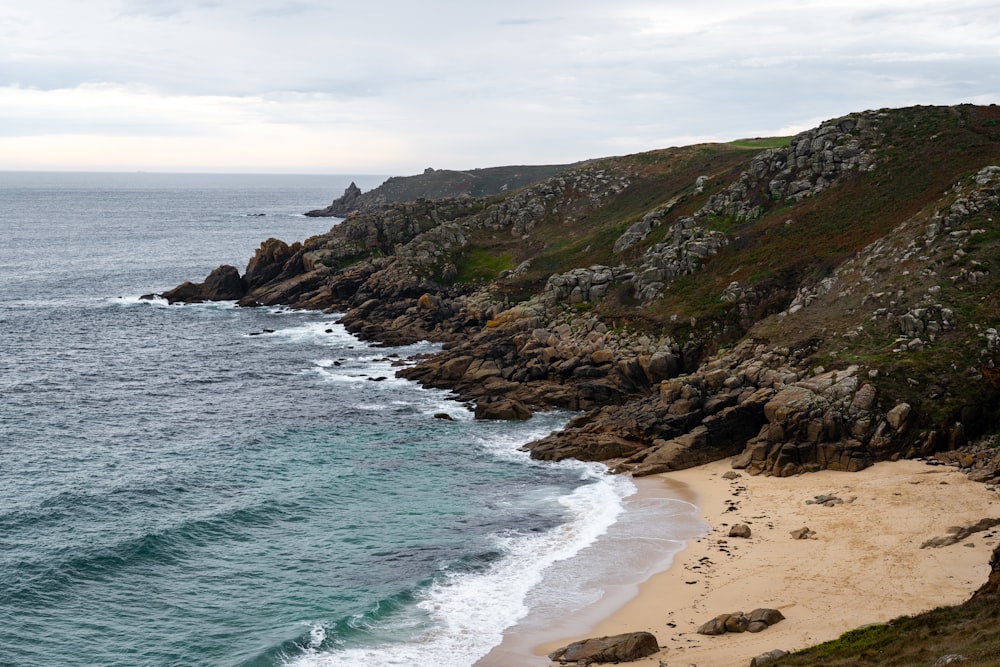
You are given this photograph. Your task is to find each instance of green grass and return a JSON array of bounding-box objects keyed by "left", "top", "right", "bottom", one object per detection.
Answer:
[
  {"left": 453, "top": 248, "right": 513, "bottom": 284},
  {"left": 728, "top": 136, "right": 793, "bottom": 149},
  {"left": 776, "top": 594, "right": 1000, "bottom": 666}
]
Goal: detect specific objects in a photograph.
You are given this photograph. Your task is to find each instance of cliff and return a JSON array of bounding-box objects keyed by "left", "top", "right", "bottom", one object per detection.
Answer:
[
  {"left": 304, "top": 164, "right": 576, "bottom": 217},
  {"left": 164, "top": 104, "right": 1000, "bottom": 484},
  {"left": 161, "top": 102, "right": 1000, "bottom": 665}
]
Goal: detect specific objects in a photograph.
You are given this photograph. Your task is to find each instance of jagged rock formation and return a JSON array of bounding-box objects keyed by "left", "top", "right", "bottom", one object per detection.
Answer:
[
  {"left": 305, "top": 182, "right": 363, "bottom": 217},
  {"left": 303, "top": 163, "right": 575, "bottom": 217},
  {"left": 161, "top": 104, "right": 1000, "bottom": 481}
]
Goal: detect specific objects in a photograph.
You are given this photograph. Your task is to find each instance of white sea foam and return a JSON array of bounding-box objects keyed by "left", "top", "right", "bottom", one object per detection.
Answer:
[{"left": 284, "top": 436, "right": 635, "bottom": 667}]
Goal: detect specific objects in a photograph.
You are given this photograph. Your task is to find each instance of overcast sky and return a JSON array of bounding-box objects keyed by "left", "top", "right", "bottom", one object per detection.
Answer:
[{"left": 2, "top": 0, "right": 998, "bottom": 174}]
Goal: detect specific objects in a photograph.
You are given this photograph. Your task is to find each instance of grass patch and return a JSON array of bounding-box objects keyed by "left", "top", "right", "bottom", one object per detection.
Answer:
[
  {"left": 778, "top": 595, "right": 1000, "bottom": 666},
  {"left": 728, "top": 136, "right": 793, "bottom": 149},
  {"left": 453, "top": 248, "right": 513, "bottom": 284}
]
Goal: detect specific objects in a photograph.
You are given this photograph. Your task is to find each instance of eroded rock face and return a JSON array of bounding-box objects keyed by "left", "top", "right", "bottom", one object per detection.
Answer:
[
  {"left": 304, "top": 182, "right": 363, "bottom": 217},
  {"left": 972, "top": 545, "right": 1000, "bottom": 598},
  {"left": 547, "top": 631, "right": 660, "bottom": 664},
  {"left": 160, "top": 264, "right": 246, "bottom": 303}
]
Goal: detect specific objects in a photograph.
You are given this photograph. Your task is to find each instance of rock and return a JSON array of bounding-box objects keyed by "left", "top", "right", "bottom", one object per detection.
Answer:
[
  {"left": 972, "top": 545, "right": 1000, "bottom": 598},
  {"left": 790, "top": 527, "right": 816, "bottom": 539},
  {"left": 750, "top": 649, "right": 790, "bottom": 666},
  {"left": 697, "top": 614, "right": 733, "bottom": 635},
  {"left": 932, "top": 656, "right": 968, "bottom": 666},
  {"left": 474, "top": 397, "right": 532, "bottom": 421},
  {"left": 433, "top": 413, "right": 454, "bottom": 421},
  {"left": 201, "top": 264, "right": 247, "bottom": 300},
  {"left": 729, "top": 524, "right": 752, "bottom": 538},
  {"left": 243, "top": 238, "right": 295, "bottom": 289},
  {"left": 886, "top": 402, "right": 912, "bottom": 431},
  {"left": 160, "top": 264, "right": 246, "bottom": 303},
  {"left": 527, "top": 431, "right": 648, "bottom": 462},
  {"left": 748, "top": 608, "right": 786, "bottom": 627},
  {"left": 700, "top": 609, "right": 784, "bottom": 637},
  {"left": 547, "top": 631, "right": 660, "bottom": 664},
  {"left": 305, "top": 181, "right": 364, "bottom": 217},
  {"left": 725, "top": 613, "right": 750, "bottom": 633},
  {"left": 722, "top": 471, "right": 741, "bottom": 480}
]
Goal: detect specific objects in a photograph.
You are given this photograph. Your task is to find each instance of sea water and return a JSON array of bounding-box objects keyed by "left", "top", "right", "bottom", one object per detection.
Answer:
[{"left": 0, "top": 172, "right": 702, "bottom": 667}]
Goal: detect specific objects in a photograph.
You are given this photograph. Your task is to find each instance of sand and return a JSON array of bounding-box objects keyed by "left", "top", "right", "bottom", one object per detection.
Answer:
[{"left": 487, "top": 458, "right": 1000, "bottom": 667}]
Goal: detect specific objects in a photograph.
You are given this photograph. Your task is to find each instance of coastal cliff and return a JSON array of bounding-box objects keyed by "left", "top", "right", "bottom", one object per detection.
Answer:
[
  {"left": 161, "top": 103, "right": 1000, "bottom": 665},
  {"left": 303, "top": 164, "right": 575, "bottom": 217},
  {"left": 164, "top": 104, "right": 1000, "bottom": 484}
]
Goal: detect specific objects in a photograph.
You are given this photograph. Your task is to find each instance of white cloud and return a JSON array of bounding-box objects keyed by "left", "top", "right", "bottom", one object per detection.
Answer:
[{"left": 1, "top": 1, "right": 998, "bottom": 172}]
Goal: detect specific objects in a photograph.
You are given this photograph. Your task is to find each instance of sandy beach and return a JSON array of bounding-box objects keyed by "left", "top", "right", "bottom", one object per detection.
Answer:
[{"left": 487, "top": 457, "right": 1000, "bottom": 667}]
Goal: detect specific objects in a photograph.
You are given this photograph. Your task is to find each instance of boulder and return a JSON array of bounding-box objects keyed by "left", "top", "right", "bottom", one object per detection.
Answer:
[
  {"left": 526, "top": 432, "right": 648, "bottom": 462},
  {"left": 474, "top": 397, "right": 532, "bottom": 421},
  {"left": 699, "top": 609, "right": 784, "bottom": 636},
  {"left": 160, "top": 264, "right": 246, "bottom": 303},
  {"left": 748, "top": 608, "right": 786, "bottom": 627},
  {"left": 729, "top": 524, "right": 752, "bottom": 538},
  {"left": 547, "top": 631, "right": 659, "bottom": 664},
  {"left": 886, "top": 402, "right": 912, "bottom": 431},
  {"left": 201, "top": 264, "right": 246, "bottom": 300},
  {"left": 697, "top": 614, "right": 733, "bottom": 635},
  {"left": 750, "top": 649, "right": 790, "bottom": 666}
]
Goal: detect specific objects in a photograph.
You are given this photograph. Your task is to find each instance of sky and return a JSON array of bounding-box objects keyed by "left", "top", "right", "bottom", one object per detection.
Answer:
[{"left": 2, "top": 0, "right": 998, "bottom": 174}]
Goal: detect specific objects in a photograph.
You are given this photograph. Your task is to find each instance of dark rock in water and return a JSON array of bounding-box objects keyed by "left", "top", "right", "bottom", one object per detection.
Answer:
[
  {"left": 474, "top": 397, "right": 532, "bottom": 421},
  {"left": 547, "top": 631, "right": 659, "bottom": 664},
  {"left": 527, "top": 431, "right": 647, "bottom": 462},
  {"left": 139, "top": 293, "right": 157, "bottom": 301},
  {"left": 202, "top": 264, "right": 247, "bottom": 300},
  {"left": 305, "top": 182, "right": 363, "bottom": 217},
  {"left": 433, "top": 413, "right": 454, "bottom": 420},
  {"left": 160, "top": 264, "right": 247, "bottom": 303}
]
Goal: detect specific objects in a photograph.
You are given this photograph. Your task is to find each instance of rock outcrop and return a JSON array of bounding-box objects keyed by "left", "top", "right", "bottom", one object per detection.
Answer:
[
  {"left": 160, "top": 264, "right": 246, "bottom": 303},
  {"left": 305, "top": 182, "right": 363, "bottom": 217},
  {"left": 547, "top": 631, "right": 660, "bottom": 664},
  {"left": 159, "top": 106, "right": 1000, "bottom": 482},
  {"left": 697, "top": 608, "right": 786, "bottom": 635}
]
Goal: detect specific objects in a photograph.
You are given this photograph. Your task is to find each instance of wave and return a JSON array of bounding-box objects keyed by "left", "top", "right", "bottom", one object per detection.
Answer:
[
  {"left": 3, "top": 496, "right": 302, "bottom": 604},
  {"left": 280, "top": 456, "right": 633, "bottom": 667}
]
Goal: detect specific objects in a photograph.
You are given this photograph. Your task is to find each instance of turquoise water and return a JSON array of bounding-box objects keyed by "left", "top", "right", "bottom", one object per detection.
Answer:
[{"left": 0, "top": 173, "right": 697, "bottom": 667}]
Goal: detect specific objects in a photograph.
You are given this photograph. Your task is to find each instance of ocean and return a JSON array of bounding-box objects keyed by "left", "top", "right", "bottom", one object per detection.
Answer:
[{"left": 0, "top": 172, "right": 704, "bottom": 667}]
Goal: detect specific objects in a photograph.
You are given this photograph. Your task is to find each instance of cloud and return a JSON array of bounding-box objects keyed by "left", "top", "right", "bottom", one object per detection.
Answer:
[{"left": 1, "top": 1, "right": 998, "bottom": 172}]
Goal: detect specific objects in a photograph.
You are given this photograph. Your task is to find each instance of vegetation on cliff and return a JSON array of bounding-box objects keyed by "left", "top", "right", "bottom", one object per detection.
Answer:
[
  {"left": 164, "top": 104, "right": 1000, "bottom": 476},
  {"left": 161, "top": 103, "right": 1000, "bottom": 666}
]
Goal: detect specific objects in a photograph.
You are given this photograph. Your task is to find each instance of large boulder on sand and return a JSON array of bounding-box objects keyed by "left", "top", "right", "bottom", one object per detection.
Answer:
[{"left": 547, "top": 631, "right": 660, "bottom": 664}]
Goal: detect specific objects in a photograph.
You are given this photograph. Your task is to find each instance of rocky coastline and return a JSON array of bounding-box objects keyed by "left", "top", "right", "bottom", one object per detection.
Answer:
[
  {"left": 158, "top": 103, "right": 1000, "bottom": 663},
  {"left": 160, "top": 105, "right": 1000, "bottom": 487}
]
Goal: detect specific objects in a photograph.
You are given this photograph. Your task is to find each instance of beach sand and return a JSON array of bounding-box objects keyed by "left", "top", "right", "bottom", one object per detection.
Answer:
[{"left": 485, "top": 458, "right": 1000, "bottom": 667}]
